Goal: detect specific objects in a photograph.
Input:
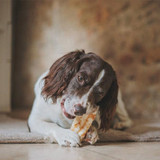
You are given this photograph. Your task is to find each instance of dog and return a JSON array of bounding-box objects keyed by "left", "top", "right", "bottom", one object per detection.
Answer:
[{"left": 28, "top": 50, "right": 132, "bottom": 147}]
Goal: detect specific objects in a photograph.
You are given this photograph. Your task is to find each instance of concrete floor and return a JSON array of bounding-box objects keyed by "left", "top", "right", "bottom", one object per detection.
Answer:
[{"left": 0, "top": 142, "right": 160, "bottom": 160}]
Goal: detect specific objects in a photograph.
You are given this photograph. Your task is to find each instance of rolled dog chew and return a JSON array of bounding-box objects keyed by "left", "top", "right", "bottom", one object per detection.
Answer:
[{"left": 71, "top": 109, "right": 97, "bottom": 141}]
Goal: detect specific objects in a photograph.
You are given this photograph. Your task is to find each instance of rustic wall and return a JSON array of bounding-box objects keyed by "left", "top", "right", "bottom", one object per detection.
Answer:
[
  {"left": 12, "top": 0, "right": 160, "bottom": 119},
  {"left": 0, "top": 0, "right": 12, "bottom": 112}
]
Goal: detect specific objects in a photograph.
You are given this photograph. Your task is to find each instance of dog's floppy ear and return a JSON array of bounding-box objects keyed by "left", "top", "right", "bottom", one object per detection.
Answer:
[
  {"left": 98, "top": 77, "right": 118, "bottom": 131},
  {"left": 41, "top": 50, "right": 85, "bottom": 100}
]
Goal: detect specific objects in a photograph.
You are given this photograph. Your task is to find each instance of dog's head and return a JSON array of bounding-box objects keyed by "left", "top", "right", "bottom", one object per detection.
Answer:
[{"left": 42, "top": 50, "right": 118, "bottom": 131}]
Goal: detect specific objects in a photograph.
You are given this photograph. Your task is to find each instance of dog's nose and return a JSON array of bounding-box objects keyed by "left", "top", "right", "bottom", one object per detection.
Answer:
[{"left": 74, "top": 104, "right": 86, "bottom": 116}]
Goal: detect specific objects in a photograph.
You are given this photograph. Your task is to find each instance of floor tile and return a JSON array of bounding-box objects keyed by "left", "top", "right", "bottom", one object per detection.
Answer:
[
  {"left": 0, "top": 142, "right": 159, "bottom": 160},
  {"left": 0, "top": 143, "right": 114, "bottom": 160},
  {"left": 84, "top": 142, "right": 160, "bottom": 160}
]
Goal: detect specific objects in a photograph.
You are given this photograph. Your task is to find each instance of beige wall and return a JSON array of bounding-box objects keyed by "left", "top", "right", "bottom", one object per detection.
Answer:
[
  {"left": 0, "top": 0, "right": 12, "bottom": 112},
  {"left": 12, "top": 0, "right": 160, "bottom": 119}
]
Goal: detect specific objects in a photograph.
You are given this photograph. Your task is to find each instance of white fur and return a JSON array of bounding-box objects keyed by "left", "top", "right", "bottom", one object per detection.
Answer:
[
  {"left": 28, "top": 70, "right": 132, "bottom": 147},
  {"left": 81, "top": 69, "right": 105, "bottom": 112},
  {"left": 28, "top": 71, "right": 80, "bottom": 146}
]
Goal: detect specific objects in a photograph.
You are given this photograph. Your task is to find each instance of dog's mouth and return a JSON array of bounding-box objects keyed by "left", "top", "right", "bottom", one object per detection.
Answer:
[{"left": 61, "top": 99, "right": 75, "bottom": 119}]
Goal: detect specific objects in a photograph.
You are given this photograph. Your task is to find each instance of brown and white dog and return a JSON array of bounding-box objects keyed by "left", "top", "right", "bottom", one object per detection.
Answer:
[{"left": 28, "top": 50, "right": 132, "bottom": 147}]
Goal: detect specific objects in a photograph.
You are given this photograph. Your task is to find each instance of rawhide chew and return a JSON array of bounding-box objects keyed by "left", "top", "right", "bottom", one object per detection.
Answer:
[{"left": 70, "top": 109, "right": 97, "bottom": 141}]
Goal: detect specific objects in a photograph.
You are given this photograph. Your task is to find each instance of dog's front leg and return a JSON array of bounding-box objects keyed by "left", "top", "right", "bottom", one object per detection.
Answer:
[{"left": 28, "top": 118, "right": 81, "bottom": 147}]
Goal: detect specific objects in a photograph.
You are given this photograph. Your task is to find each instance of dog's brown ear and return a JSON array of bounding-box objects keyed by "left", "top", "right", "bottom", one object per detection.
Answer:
[
  {"left": 98, "top": 78, "right": 118, "bottom": 131},
  {"left": 41, "top": 50, "right": 85, "bottom": 100}
]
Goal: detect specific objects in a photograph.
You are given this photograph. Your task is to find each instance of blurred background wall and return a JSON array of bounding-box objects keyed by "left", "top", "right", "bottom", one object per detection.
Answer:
[
  {"left": 12, "top": 0, "right": 160, "bottom": 119},
  {"left": 0, "top": 0, "right": 12, "bottom": 112}
]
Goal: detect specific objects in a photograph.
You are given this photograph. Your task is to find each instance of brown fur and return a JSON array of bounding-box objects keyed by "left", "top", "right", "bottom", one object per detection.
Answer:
[
  {"left": 41, "top": 50, "right": 85, "bottom": 100},
  {"left": 98, "top": 78, "right": 118, "bottom": 131}
]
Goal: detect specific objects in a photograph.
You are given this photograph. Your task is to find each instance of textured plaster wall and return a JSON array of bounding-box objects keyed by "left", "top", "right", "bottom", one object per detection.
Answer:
[{"left": 12, "top": 0, "right": 160, "bottom": 119}]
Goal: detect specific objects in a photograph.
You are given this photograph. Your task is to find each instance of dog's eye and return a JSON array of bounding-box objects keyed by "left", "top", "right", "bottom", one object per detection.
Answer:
[{"left": 78, "top": 76, "right": 84, "bottom": 82}]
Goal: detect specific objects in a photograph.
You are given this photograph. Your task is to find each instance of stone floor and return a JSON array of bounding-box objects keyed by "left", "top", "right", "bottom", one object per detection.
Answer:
[{"left": 0, "top": 142, "right": 160, "bottom": 160}]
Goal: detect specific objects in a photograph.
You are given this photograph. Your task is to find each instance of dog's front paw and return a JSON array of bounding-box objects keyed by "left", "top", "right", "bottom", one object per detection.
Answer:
[
  {"left": 54, "top": 128, "right": 81, "bottom": 147},
  {"left": 84, "top": 126, "right": 99, "bottom": 144}
]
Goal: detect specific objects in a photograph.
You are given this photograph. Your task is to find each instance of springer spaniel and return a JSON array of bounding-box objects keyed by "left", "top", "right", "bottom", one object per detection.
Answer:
[{"left": 28, "top": 50, "right": 132, "bottom": 147}]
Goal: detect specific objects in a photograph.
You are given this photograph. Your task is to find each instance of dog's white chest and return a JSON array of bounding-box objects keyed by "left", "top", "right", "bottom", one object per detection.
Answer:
[{"left": 40, "top": 99, "right": 73, "bottom": 129}]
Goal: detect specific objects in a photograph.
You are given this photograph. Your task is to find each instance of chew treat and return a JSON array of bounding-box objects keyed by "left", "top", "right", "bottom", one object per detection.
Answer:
[{"left": 71, "top": 109, "right": 97, "bottom": 141}]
